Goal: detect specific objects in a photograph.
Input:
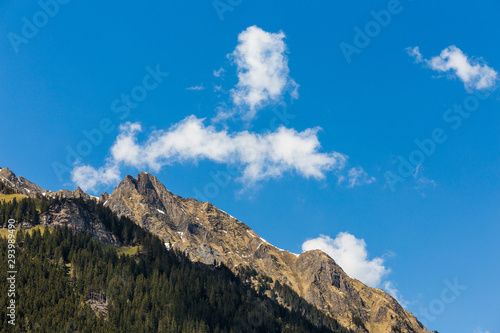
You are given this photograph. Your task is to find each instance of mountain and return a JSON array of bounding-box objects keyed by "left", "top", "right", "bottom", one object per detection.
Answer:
[
  {"left": 102, "top": 172, "right": 429, "bottom": 333},
  {"left": 0, "top": 168, "right": 431, "bottom": 332},
  {"left": 39, "top": 197, "right": 122, "bottom": 245},
  {"left": 0, "top": 167, "right": 54, "bottom": 198},
  {"left": 1, "top": 206, "right": 351, "bottom": 332},
  {"left": 0, "top": 166, "right": 94, "bottom": 201},
  {"left": 1, "top": 168, "right": 351, "bottom": 332}
]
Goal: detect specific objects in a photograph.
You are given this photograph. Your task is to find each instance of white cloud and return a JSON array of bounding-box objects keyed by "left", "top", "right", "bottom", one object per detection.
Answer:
[
  {"left": 110, "top": 123, "right": 142, "bottom": 166},
  {"left": 474, "top": 330, "right": 489, "bottom": 333},
  {"left": 344, "top": 166, "right": 376, "bottom": 188},
  {"left": 212, "top": 103, "right": 236, "bottom": 124},
  {"left": 474, "top": 328, "right": 490, "bottom": 333},
  {"left": 229, "top": 25, "right": 299, "bottom": 120},
  {"left": 413, "top": 164, "right": 436, "bottom": 197},
  {"left": 383, "top": 281, "right": 409, "bottom": 308},
  {"left": 72, "top": 117, "right": 347, "bottom": 191},
  {"left": 186, "top": 84, "right": 205, "bottom": 91},
  {"left": 71, "top": 27, "right": 374, "bottom": 194},
  {"left": 302, "top": 232, "right": 390, "bottom": 287},
  {"left": 407, "top": 45, "right": 498, "bottom": 91},
  {"left": 71, "top": 163, "right": 121, "bottom": 193},
  {"left": 213, "top": 67, "right": 225, "bottom": 78},
  {"left": 406, "top": 46, "right": 423, "bottom": 63}
]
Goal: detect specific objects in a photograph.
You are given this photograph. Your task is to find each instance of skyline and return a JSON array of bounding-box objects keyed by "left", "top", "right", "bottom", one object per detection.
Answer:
[{"left": 2, "top": 1, "right": 500, "bottom": 332}]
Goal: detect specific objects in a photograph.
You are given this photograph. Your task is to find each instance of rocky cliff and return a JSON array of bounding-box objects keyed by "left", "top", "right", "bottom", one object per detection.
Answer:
[
  {"left": 102, "top": 172, "right": 429, "bottom": 333},
  {"left": 0, "top": 168, "right": 429, "bottom": 332},
  {"left": 0, "top": 167, "right": 97, "bottom": 201},
  {"left": 0, "top": 167, "right": 54, "bottom": 198},
  {"left": 40, "top": 199, "right": 121, "bottom": 245}
]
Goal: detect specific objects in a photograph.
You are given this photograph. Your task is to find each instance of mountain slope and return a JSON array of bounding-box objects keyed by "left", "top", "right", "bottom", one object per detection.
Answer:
[
  {"left": 0, "top": 169, "right": 353, "bottom": 333},
  {"left": 0, "top": 167, "right": 54, "bottom": 198},
  {"left": 1, "top": 215, "right": 352, "bottom": 332},
  {"left": 103, "top": 172, "right": 430, "bottom": 333},
  {"left": 0, "top": 168, "right": 430, "bottom": 332},
  {"left": 0, "top": 167, "right": 97, "bottom": 201}
]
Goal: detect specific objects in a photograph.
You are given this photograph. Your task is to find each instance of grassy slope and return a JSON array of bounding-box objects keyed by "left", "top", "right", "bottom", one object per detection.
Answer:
[
  {"left": 101, "top": 242, "right": 141, "bottom": 256},
  {"left": 0, "top": 193, "right": 29, "bottom": 203},
  {"left": 0, "top": 225, "right": 48, "bottom": 237}
]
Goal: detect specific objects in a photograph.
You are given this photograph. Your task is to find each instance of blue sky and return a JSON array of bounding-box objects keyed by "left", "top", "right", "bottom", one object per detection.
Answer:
[{"left": 1, "top": 0, "right": 499, "bottom": 331}]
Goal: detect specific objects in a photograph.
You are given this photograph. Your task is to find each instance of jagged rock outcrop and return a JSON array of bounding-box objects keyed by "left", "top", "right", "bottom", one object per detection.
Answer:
[
  {"left": 103, "top": 172, "right": 430, "bottom": 333},
  {"left": 0, "top": 167, "right": 430, "bottom": 332},
  {"left": 55, "top": 187, "right": 96, "bottom": 201},
  {"left": 40, "top": 199, "right": 120, "bottom": 245},
  {"left": 99, "top": 192, "right": 110, "bottom": 204},
  {"left": 295, "top": 250, "right": 426, "bottom": 332},
  {"left": 0, "top": 167, "right": 100, "bottom": 202},
  {"left": 0, "top": 167, "right": 55, "bottom": 198}
]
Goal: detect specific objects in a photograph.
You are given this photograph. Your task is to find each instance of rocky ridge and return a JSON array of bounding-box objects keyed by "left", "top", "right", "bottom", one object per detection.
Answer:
[
  {"left": 40, "top": 199, "right": 121, "bottom": 245},
  {"left": 102, "top": 172, "right": 429, "bottom": 333},
  {"left": 0, "top": 167, "right": 99, "bottom": 201},
  {"left": 0, "top": 167, "right": 54, "bottom": 198},
  {"left": 0, "top": 167, "right": 118, "bottom": 245},
  {"left": 0, "top": 168, "right": 430, "bottom": 332}
]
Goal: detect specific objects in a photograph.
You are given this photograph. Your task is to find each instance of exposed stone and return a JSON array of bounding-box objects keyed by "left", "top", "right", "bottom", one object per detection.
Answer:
[
  {"left": 40, "top": 200, "right": 120, "bottom": 245},
  {"left": 104, "top": 172, "right": 430, "bottom": 333},
  {"left": 0, "top": 167, "right": 55, "bottom": 198},
  {"left": 55, "top": 187, "right": 96, "bottom": 201},
  {"left": 0, "top": 167, "right": 429, "bottom": 332},
  {"left": 99, "top": 192, "right": 110, "bottom": 204}
]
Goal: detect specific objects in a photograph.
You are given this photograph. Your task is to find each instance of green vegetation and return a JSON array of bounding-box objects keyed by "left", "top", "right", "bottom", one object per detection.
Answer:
[
  {"left": 0, "top": 228, "right": 11, "bottom": 238},
  {"left": 0, "top": 197, "right": 353, "bottom": 333},
  {"left": 23, "top": 225, "right": 49, "bottom": 236},
  {"left": 0, "top": 225, "right": 48, "bottom": 238},
  {"left": 0, "top": 196, "right": 39, "bottom": 224},
  {"left": 101, "top": 243, "right": 142, "bottom": 256},
  {"left": 0, "top": 181, "right": 54, "bottom": 226},
  {"left": 0, "top": 181, "right": 15, "bottom": 195},
  {"left": 236, "top": 265, "right": 349, "bottom": 331},
  {"left": 0, "top": 193, "right": 29, "bottom": 203},
  {"left": 0, "top": 196, "right": 53, "bottom": 225},
  {"left": 116, "top": 245, "right": 141, "bottom": 256}
]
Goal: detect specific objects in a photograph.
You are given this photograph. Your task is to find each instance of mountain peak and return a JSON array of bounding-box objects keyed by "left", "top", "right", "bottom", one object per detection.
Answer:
[
  {"left": 106, "top": 172, "right": 187, "bottom": 232},
  {"left": 0, "top": 167, "right": 430, "bottom": 332},
  {"left": 0, "top": 167, "right": 53, "bottom": 198},
  {"left": 135, "top": 171, "right": 158, "bottom": 187},
  {"left": 138, "top": 171, "right": 152, "bottom": 177},
  {"left": 0, "top": 167, "right": 14, "bottom": 177},
  {"left": 101, "top": 171, "right": 430, "bottom": 333}
]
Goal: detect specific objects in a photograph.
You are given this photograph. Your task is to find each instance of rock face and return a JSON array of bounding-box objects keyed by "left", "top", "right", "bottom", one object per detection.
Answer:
[
  {"left": 104, "top": 172, "right": 430, "bottom": 333},
  {"left": 99, "top": 192, "right": 110, "bottom": 204},
  {"left": 0, "top": 167, "right": 430, "bottom": 332},
  {"left": 0, "top": 167, "right": 100, "bottom": 202},
  {"left": 55, "top": 187, "right": 96, "bottom": 201},
  {"left": 0, "top": 167, "right": 55, "bottom": 198},
  {"left": 0, "top": 168, "right": 110, "bottom": 245},
  {"left": 40, "top": 199, "right": 120, "bottom": 245},
  {"left": 295, "top": 251, "right": 426, "bottom": 333}
]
